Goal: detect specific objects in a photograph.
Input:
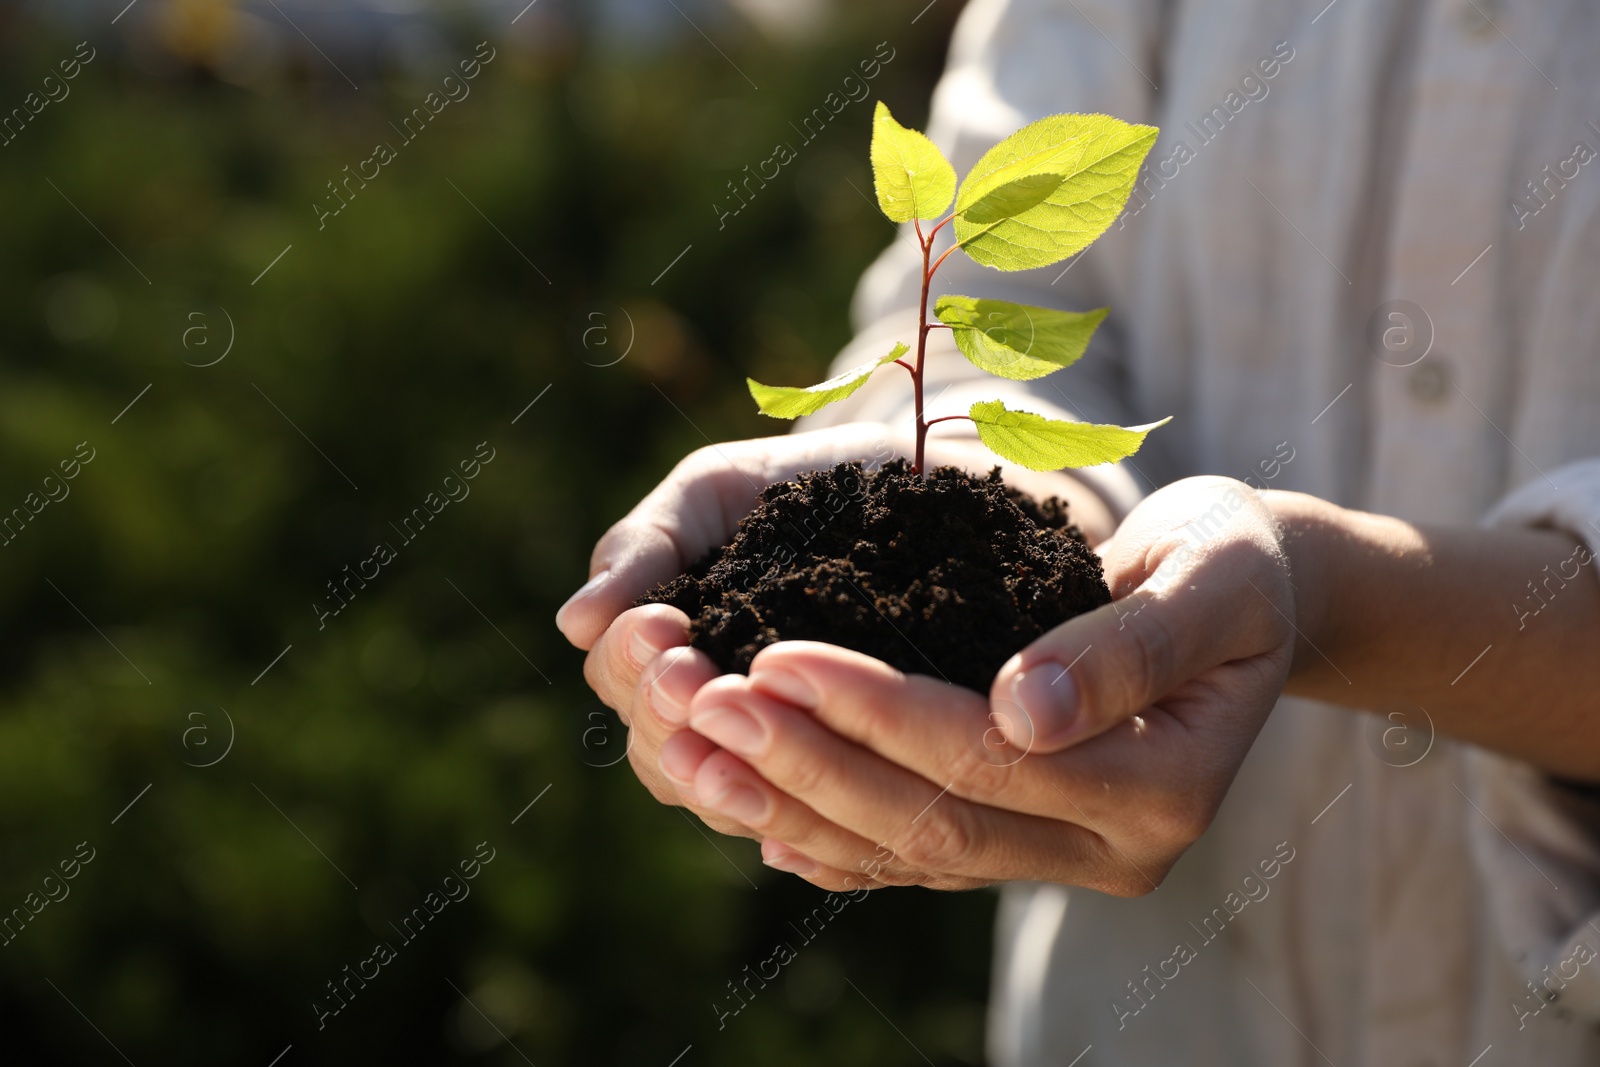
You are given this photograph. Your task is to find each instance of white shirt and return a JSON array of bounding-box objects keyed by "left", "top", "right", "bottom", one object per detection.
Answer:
[{"left": 809, "top": 0, "right": 1600, "bottom": 1062}]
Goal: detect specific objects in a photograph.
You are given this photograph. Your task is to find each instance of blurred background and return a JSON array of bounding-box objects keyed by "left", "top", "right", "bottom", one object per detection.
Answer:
[{"left": 0, "top": 0, "right": 998, "bottom": 1063}]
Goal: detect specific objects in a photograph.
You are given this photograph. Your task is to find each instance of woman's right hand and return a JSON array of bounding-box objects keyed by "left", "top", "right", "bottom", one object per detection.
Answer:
[{"left": 556, "top": 423, "right": 901, "bottom": 838}]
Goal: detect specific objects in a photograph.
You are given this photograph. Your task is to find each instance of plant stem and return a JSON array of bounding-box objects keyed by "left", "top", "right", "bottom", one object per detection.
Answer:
[
  {"left": 913, "top": 221, "right": 932, "bottom": 476},
  {"left": 913, "top": 213, "right": 957, "bottom": 478},
  {"left": 929, "top": 242, "right": 961, "bottom": 277}
]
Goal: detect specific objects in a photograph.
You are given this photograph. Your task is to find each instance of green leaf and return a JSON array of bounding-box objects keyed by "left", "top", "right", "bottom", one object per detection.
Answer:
[
  {"left": 934, "top": 295, "right": 1107, "bottom": 381},
  {"left": 870, "top": 101, "right": 957, "bottom": 224},
  {"left": 952, "top": 114, "right": 1158, "bottom": 272},
  {"left": 747, "top": 342, "right": 909, "bottom": 419},
  {"left": 969, "top": 399, "right": 1169, "bottom": 471}
]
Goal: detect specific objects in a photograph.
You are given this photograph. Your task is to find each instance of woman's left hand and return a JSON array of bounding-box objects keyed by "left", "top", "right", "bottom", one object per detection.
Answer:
[{"left": 662, "top": 476, "right": 1301, "bottom": 893}]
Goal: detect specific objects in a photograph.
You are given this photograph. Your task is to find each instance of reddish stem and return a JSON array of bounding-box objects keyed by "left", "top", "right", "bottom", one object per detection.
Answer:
[
  {"left": 913, "top": 213, "right": 960, "bottom": 477},
  {"left": 923, "top": 414, "right": 974, "bottom": 428},
  {"left": 913, "top": 224, "right": 933, "bottom": 476}
]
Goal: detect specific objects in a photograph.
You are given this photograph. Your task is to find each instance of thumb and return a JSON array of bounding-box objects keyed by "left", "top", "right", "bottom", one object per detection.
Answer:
[
  {"left": 990, "top": 475, "right": 1296, "bottom": 754},
  {"left": 555, "top": 521, "right": 685, "bottom": 650},
  {"left": 989, "top": 588, "right": 1214, "bottom": 755}
]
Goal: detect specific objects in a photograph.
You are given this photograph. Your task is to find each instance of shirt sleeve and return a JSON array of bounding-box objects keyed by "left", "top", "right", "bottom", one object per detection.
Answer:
[
  {"left": 799, "top": 0, "right": 1167, "bottom": 523},
  {"left": 1465, "top": 457, "right": 1600, "bottom": 1025}
]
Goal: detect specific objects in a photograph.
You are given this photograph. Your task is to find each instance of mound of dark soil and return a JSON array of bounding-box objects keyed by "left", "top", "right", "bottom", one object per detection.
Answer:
[{"left": 640, "top": 459, "right": 1110, "bottom": 693}]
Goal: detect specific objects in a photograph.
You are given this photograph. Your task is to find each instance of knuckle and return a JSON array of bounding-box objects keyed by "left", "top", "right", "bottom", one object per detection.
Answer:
[
  {"left": 845, "top": 702, "right": 923, "bottom": 775},
  {"left": 1154, "top": 785, "right": 1220, "bottom": 845},
  {"left": 679, "top": 445, "right": 726, "bottom": 483},
  {"left": 845, "top": 694, "right": 900, "bottom": 753},
  {"left": 778, "top": 750, "right": 830, "bottom": 799},
  {"left": 582, "top": 646, "right": 605, "bottom": 695},
  {"left": 893, "top": 807, "right": 974, "bottom": 873},
  {"left": 1120, "top": 610, "right": 1177, "bottom": 710},
  {"left": 625, "top": 727, "right": 660, "bottom": 769},
  {"left": 584, "top": 643, "right": 632, "bottom": 711},
  {"left": 590, "top": 523, "right": 629, "bottom": 565},
  {"left": 1103, "top": 868, "right": 1163, "bottom": 898},
  {"left": 1083, "top": 840, "right": 1173, "bottom": 899},
  {"left": 947, "top": 734, "right": 1020, "bottom": 804}
]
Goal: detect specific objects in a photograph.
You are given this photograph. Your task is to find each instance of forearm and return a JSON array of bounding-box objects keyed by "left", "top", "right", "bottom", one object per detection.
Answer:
[{"left": 1271, "top": 490, "right": 1600, "bottom": 780}]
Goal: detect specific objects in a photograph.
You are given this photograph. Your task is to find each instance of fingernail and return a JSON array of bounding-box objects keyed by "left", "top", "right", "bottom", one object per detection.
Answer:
[
  {"left": 1010, "top": 660, "right": 1080, "bottom": 745},
  {"left": 762, "top": 849, "right": 818, "bottom": 877},
  {"left": 646, "top": 647, "right": 698, "bottom": 726},
  {"left": 555, "top": 569, "right": 610, "bottom": 633},
  {"left": 628, "top": 626, "right": 663, "bottom": 670},
  {"left": 690, "top": 704, "right": 769, "bottom": 758},
  {"left": 703, "top": 781, "right": 770, "bottom": 824},
  {"left": 750, "top": 668, "right": 818, "bottom": 710}
]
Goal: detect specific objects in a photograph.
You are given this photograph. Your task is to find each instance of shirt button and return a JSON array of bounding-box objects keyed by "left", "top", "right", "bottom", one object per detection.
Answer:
[
  {"left": 1408, "top": 358, "right": 1452, "bottom": 403},
  {"left": 1459, "top": 0, "right": 1502, "bottom": 38}
]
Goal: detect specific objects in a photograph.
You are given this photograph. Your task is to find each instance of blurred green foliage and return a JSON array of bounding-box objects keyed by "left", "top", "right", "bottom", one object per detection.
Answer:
[{"left": 0, "top": 3, "right": 997, "bottom": 1064}]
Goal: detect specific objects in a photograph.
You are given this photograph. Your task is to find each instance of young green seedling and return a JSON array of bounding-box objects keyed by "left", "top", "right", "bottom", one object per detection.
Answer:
[{"left": 748, "top": 102, "right": 1170, "bottom": 475}]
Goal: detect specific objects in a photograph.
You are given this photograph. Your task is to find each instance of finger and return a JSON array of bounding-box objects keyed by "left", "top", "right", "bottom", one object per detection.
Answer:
[
  {"left": 760, "top": 839, "right": 885, "bottom": 893},
  {"left": 556, "top": 424, "right": 895, "bottom": 648},
  {"left": 745, "top": 641, "right": 1256, "bottom": 873},
  {"left": 621, "top": 644, "right": 751, "bottom": 839},
  {"left": 625, "top": 724, "right": 695, "bottom": 808},
  {"left": 659, "top": 711, "right": 928, "bottom": 884},
  {"left": 556, "top": 451, "right": 755, "bottom": 650},
  {"left": 658, "top": 676, "right": 985, "bottom": 891},
  {"left": 685, "top": 673, "right": 1112, "bottom": 886},
  {"left": 621, "top": 643, "right": 719, "bottom": 789},
  {"left": 585, "top": 629, "right": 733, "bottom": 836},
  {"left": 670, "top": 736, "right": 924, "bottom": 879},
  {"left": 990, "top": 534, "right": 1288, "bottom": 754},
  {"left": 644, "top": 710, "right": 761, "bottom": 840},
  {"left": 624, "top": 640, "right": 722, "bottom": 809},
  {"left": 759, "top": 839, "right": 990, "bottom": 894},
  {"left": 746, "top": 642, "right": 1103, "bottom": 824},
  {"left": 582, "top": 604, "right": 693, "bottom": 719},
  {"left": 636, "top": 644, "right": 721, "bottom": 730},
  {"left": 557, "top": 526, "right": 685, "bottom": 651}
]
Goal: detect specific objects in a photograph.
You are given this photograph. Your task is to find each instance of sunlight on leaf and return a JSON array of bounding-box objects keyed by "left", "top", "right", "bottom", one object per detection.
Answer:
[
  {"left": 953, "top": 114, "right": 1158, "bottom": 272},
  {"left": 934, "top": 295, "right": 1107, "bottom": 381},
  {"left": 870, "top": 101, "right": 957, "bottom": 223},
  {"left": 748, "top": 342, "right": 909, "bottom": 419},
  {"left": 969, "top": 399, "right": 1169, "bottom": 470}
]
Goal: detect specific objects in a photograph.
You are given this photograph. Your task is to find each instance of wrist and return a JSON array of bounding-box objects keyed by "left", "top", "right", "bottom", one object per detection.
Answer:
[{"left": 1261, "top": 489, "right": 1342, "bottom": 686}]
